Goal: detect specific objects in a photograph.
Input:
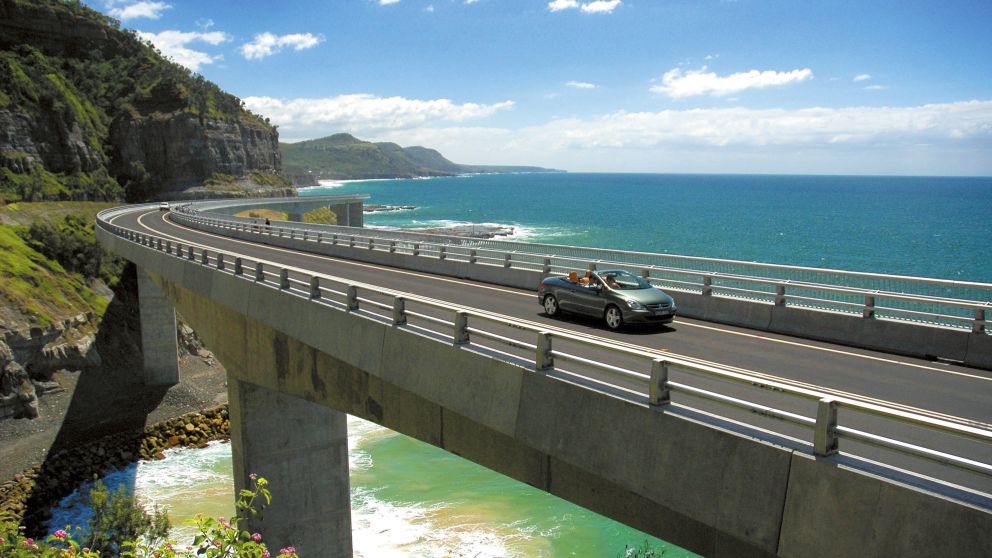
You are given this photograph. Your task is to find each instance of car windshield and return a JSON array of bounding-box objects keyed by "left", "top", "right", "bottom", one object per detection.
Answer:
[{"left": 599, "top": 270, "right": 652, "bottom": 290}]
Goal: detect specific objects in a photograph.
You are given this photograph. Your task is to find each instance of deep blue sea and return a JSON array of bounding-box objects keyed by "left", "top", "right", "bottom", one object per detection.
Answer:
[{"left": 304, "top": 173, "right": 992, "bottom": 283}]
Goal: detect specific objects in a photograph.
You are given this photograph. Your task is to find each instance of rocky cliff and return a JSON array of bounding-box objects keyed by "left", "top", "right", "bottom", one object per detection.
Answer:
[{"left": 0, "top": 0, "right": 283, "bottom": 202}]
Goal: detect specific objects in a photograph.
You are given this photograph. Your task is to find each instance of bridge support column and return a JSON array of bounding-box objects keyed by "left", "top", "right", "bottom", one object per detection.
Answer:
[
  {"left": 228, "top": 378, "right": 353, "bottom": 557},
  {"left": 136, "top": 267, "right": 178, "bottom": 386}
]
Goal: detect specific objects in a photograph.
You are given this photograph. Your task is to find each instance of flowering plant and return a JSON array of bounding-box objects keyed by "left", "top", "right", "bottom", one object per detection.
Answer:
[{"left": 1, "top": 476, "right": 298, "bottom": 558}]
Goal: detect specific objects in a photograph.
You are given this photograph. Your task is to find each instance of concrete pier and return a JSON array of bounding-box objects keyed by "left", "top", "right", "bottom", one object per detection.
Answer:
[
  {"left": 228, "top": 379, "right": 353, "bottom": 557},
  {"left": 136, "top": 266, "right": 179, "bottom": 386}
]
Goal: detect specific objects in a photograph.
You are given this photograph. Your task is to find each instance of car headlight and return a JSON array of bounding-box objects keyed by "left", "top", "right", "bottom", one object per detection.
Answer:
[{"left": 626, "top": 299, "right": 644, "bottom": 310}]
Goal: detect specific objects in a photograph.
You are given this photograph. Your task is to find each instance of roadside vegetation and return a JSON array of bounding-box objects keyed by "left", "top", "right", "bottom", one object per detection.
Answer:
[{"left": 0, "top": 476, "right": 299, "bottom": 558}]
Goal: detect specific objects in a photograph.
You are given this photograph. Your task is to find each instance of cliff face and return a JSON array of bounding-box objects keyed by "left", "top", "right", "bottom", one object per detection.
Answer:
[
  {"left": 0, "top": 0, "right": 282, "bottom": 202},
  {"left": 111, "top": 114, "right": 281, "bottom": 193}
]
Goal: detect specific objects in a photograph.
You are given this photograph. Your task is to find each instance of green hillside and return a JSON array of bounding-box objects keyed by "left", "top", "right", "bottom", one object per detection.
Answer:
[
  {"left": 0, "top": 0, "right": 280, "bottom": 203},
  {"left": 280, "top": 133, "right": 560, "bottom": 184}
]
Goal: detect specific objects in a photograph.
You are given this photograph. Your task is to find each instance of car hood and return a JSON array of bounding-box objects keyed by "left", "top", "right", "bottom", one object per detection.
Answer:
[{"left": 617, "top": 288, "right": 675, "bottom": 306}]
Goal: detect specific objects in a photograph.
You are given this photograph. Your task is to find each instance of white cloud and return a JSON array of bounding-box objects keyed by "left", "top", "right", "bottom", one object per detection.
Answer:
[
  {"left": 137, "top": 30, "right": 231, "bottom": 72},
  {"left": 548, "top": 0, "right": 621, "bottom": 13},
  {"left": 548, "top": 0, "right": 579, "bottom": 11},
  {"left": 854, "top": 73, "right": 872, "bottom": 82},
  {"left": 244, "top": 94, "right": 514, "bottom": 140},
  {"left": 566, "top": 80, "right": 596, "bottom": 89},
  {"left": 581, "top": 0, "right": 621, "bottom": 14},
  {"left": 379, "top": 0, "right": 400, "bottom": 5},
  {"left": 241, "top": 32, "right": 323, "bottom": 60},
  {"left": 346, "top": 100, "right": 992, "bottom": 175},
  {"left": 106, "top": 1, "right": 170, "bottom": 21},
  {"left": 651, "top": 67, "right": 813, "bottom": 99},
  {"left": 865, "top": 85, "right": 887, "bottom": 91}
]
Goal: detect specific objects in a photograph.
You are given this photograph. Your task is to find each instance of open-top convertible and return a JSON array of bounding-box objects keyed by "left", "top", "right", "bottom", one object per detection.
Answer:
[{"left": 538, "top": 269, "right": 677, "bottom": 330}]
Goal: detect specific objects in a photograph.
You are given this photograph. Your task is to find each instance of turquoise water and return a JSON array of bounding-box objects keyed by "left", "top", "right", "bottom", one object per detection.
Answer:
[
  {"left": 50, "top": 418, "right": 690, "bottom": 557},
  {"left": 305, "top": 173, "right": 992, "bottom": 282}
]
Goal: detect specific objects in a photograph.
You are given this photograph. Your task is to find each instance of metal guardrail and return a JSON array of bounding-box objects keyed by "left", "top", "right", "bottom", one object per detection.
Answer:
[
  {"left": 170, "top": 203, "right": 991, "bottom": 334},
  {"left": 98, "top": 208, "right": 992, "bottom": 494}
]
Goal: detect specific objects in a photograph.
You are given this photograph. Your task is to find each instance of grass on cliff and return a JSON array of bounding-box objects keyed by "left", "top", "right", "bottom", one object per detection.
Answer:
[{"left": 0, "top": 225, "right": 108, "bottom": 327}]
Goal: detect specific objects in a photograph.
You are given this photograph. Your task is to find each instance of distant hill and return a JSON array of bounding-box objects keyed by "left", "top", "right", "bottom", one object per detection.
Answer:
[{"left": 280, "top": 133, "right": 559, "bottom": 184}]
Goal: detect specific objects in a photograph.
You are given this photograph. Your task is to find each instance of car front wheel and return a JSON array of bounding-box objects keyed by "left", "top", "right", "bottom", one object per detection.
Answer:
[
  {"left": 604, "top": 305, "right": 623, "bottom": 330},
  {"left": 543, "top": 295, "right": 560, "bottom": 317}
]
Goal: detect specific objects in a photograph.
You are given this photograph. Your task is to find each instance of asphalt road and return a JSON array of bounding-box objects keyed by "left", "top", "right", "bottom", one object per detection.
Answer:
[{"left": 110, "top": 208, "right": 992, "bottom": 496}]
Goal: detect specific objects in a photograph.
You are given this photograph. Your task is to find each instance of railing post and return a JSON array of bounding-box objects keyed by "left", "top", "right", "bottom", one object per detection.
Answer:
[
  {"left": 346, "top": 285, "right": 359, "bottom": 311},
  {"left": 216, "top": 253, "right": 225, "bottom": 271},
  {"left": 331, "top": 233, "right": 338, "bottom": 245},
  {"left": 201, "top": 250, "right": 209, "bottom": 265},
  {"left": 412, "top": 243, "right": 420, "bottom": 257},
  {"left": 454, "top": 311, "right": 469, "bottom": 344},
  {"left": 641, "top": 268, "right": 650, "bottom": 280},
  {"left": 649, "top": 359, "right": 671, "bottom": 407},
  {"left": 392, "top": 297, "right": 407, "bottom": 325},
  {"left": 188, "top": 246, "right": 195, "bottom": 261},
  {"left": 389, "top": 240, "right": 396, "bottom": 253},
  {"left": 368, "top": 238, "right": 375, "bottom": 250},
  {"left": 536, "top": 331, "right": 553, "bottom": 372},
  {"left": 702, "top": 276, "right": 713, "bottom": 296},
  {"left": 863, "top": 295, "right": 876, "bottom": 319},
  {"left": 543, "top": 258, "right": 552, "bottom": 274},
  {"left": 316, "top": 232, "right": 322, "bottom": 243},
  {"left": 156, "top": 238, "right": 163, "bottom": 250},
  {"left": 774, "top": 283, "right": 786, "bottom": 306},
  {"left": 503, "top": 253, "right": 512, "bottom": 268},
  {"left": 303, "top": 230, "right": 308, "bottom": 242},
  {"left": 279, "top": 268, "right": 290, "bottom": 290},
  {"left": 439, "top": 246, "right": 447, "bottom": 260},
  {"left": 813, "top": 398, "right": 839, "bottom": 456},
  {"left": 349, "top": 236, "right": 356, "bottom": 248},
  {"left": 166, "top": 241, "right": 172, "bottom": 254},
  {"left": 234, "top": 257, "right": 243, "bottom": 276},
  {"left": 469, "top": 249, "right": 477, "bottom": 264},
  {"left": 309, "top": 276, "right": 321, "bottom": 299},
  {"left": 975, "top": 308, "right": 987, "bottom": 334},
  {"left": 255, "top": 262, "right": 264, "bottom": 282}
]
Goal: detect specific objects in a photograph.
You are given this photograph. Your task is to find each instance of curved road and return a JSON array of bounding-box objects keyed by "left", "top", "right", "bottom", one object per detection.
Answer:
[{"left": 109, "top": 208, "right": 992, "bottom": 495}]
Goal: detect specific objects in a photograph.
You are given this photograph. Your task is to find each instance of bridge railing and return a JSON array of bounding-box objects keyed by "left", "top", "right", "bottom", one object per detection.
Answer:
[
  {"left": 169, "top": 205, "right": 991, "bottom": 334},
  {"left": 97, "top": 213, "right": 992, "bottom": 496}
]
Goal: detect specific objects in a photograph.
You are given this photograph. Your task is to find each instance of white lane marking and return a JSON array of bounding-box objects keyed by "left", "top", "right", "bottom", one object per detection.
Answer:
[
  {"left": 134, "top": 211, "right": 989, "bottom": 384},
  {"left": 127, "top": 211, "right": 990, "bottom": 426}
]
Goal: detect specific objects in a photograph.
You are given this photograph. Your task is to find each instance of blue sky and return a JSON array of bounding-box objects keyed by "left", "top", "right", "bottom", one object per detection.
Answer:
[{"left": 87, "top": 1, "right": 992, "bottom": 175}]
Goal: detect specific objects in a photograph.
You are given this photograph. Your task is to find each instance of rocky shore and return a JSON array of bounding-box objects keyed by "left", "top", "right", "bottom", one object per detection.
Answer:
[{"left": 0, "top": 404, "right": 230, "bottom": 536}]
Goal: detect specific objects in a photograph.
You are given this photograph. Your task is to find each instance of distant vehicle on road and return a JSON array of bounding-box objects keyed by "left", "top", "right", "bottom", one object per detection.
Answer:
[
  {"left": 158, "top": 202, "right": 170, "bottom": 211},
  {"left": 538, "top": 269, "right": 677, "bottom": 330}
]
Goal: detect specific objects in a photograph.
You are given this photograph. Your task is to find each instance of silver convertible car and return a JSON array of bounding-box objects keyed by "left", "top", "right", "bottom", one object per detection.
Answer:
[{"left": 538, "top": 269, "right": 677, "bottom": 330}]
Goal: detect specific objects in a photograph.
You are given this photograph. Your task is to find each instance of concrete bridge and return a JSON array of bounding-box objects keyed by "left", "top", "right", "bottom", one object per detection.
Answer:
[{"left": 97, "top": 203, "right": 992, "bottom": 558}]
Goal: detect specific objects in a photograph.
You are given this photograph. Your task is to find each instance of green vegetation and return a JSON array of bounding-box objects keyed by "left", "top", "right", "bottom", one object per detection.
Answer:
[
  {"left": 280, "top": 133, "right": 558, "bottom": 183},
  {"left": 85, "top": 479, "right": 170, "bottom": 557},
  {"left": 233, "top": 209, "right": 288, "bottom": 221},
  {"left": 0, "top": 201, "right": 120, "bottom": 327},
  {"left": 0, "top": 0, "right": 274, "bottom": 202},
  {"left": 302, "top": 206, "right": 337, "bottom": 225},
  {"left": 0, "top": 225, "right": 108, "bottom": 327},
  {"left": 247, "top": 170, "right": 290, "bottom": 189},
  {"left": 0, "top": 476, "right": 298, "bottom": 558}
]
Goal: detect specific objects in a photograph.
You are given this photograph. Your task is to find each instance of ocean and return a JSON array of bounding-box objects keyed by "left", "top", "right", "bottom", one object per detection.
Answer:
[
  {"left": 50, "top": 173, "right": 992, "bottom": 556},
  {"left": 304, "top": 173, "right": 992, "bottom": 282}
]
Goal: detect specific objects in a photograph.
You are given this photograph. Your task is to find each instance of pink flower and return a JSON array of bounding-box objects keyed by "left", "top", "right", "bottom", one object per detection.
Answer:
[
  {"left": 53, "top": 530, "right": 69, "bottom": 539},
  {"left": 279, "top": 546, "right": 296, "bottom": 554},
  {"left": 252, "top": 533, "right": 262, "bottom": 542},
  {"left": 0, "top": 536, "right": 5, "bottom": 544},
  {"left": 262, "top": 551, "right": 271, "bottom": 558},
  {"left": 213, "top": 539, "right": 223, "bottom": 547},
  {"left": 249, "top": 473, "right": 258, "bottom": 480}
]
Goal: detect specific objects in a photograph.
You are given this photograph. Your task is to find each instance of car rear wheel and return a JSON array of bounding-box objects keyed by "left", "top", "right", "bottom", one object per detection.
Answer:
[
  {"left": 543, "top": 295, "right": 560, "bottom": 317},
  {"left": 604, "top": 305, "right": 623, "bottom": 330}
]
